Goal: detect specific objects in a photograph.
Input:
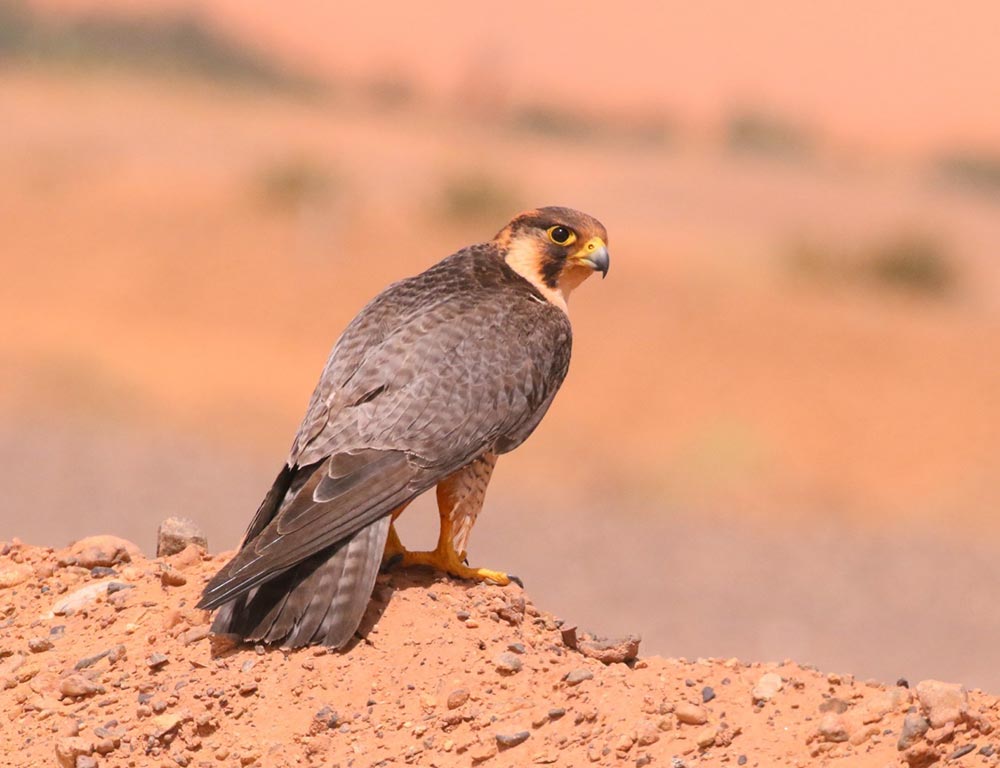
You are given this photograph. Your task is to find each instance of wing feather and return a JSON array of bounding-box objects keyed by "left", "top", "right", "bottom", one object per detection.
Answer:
[
  {"left": 198, "top": 449, "right": 424, "bottom": 610},
  {"left": 200, "top": 247, "right": 574, "bottom": 645}
]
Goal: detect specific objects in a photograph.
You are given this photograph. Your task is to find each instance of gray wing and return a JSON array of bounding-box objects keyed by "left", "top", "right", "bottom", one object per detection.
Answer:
[
  {"left": 207, "top": 516, "right": 390, "bottom": 648},
  {"left": 199, "top": 254, "right": 571, "bottom": 614}
]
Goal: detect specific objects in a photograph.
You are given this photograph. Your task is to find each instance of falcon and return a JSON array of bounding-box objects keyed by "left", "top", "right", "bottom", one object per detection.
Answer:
[{"left": 198, "top": 206, "right": 610, "bottom": 648}]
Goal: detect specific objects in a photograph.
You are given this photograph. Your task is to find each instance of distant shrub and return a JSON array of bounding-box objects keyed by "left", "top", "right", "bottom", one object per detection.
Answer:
[
  {"left": 439, "top": 173, "right": 522, "bottom": 227},
  {"left": 511, "top": 104, "right": 599, "bottom": 140},
  {"left": 726, "top": 110, "right": 814, "bottom": 160},
  {"left": 256, "top": 156, "right": 340, "bottom": 211},
  {"left": 0, "top": 0, "right": 320, "bottom": 93},
  {"left": 934, "top": 151, "right": 1000, "bottom": 197},
  {"left": 625, "top": 116, "right": 674, "bottom": 147},
  {"left": 784, "top": 231, "right": 957, "bottom": 299},
  {"left": 509, "top": 104, "right": 672, "bottom": 147},
  {"left": 0, "top": 2, "right": 32, "bottom": 54},
  {"left": 864, "top": 234, "right": 956, "bottom": 296},
  {"left": 364, "top": 74, "right": 416, "bottom": 109}
]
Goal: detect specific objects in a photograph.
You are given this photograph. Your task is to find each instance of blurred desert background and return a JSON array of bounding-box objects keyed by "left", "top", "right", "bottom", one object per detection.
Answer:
[{"left": 2, "top": 1, "right": 999, "bottom": 691}]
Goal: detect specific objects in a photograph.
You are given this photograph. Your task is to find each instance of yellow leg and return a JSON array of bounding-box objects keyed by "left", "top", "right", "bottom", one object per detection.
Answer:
[
  {"left": 392, "top": 514, "right": 510, "bottom": 586},
  {"left": 382, "top": 463, "right": 513, "bottom": 586},
  {"left": 383, "top": 523, "right": 407, "bottom": 562}
]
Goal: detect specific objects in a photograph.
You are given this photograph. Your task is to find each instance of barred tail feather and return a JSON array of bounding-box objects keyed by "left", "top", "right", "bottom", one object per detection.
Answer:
[{"left": 210, "top": 517, "right": 390, "bottom": 649}]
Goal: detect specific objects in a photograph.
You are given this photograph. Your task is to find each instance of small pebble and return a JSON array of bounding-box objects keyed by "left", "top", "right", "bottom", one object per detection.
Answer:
[
  {"left": 160, "top": 569, "right": 187, "bottom": 587},
  {"left": 737, "top": 756, "right": 747, "bottom": 766},
  {"left": 151, "top": 713, "right": 183, "bottom": 737},
  {"left": 615, "top": 733, "right": 635, "bottom": 753},
  {"left": 508, "top": 642, "right": 526, "bottom": 654},
  {"left": 60, "top": 675, "right": 104, "bottom": 699},
  {"left": 314, "top": 706, "right": 339, "bottom": 729},
  {"left": 636, "top": 721, "right": 660, "bottom": 746},
  {"left": 916, "top": 679, "right": 968, "bottom": 729},
  {"left": 94, "top": 738, "right": 115, "bottom": 755},
  {"left": 0, "top": 563, "right": 32, "bottom": 589},
  {"left": 752, "top": 672, "right": 784, "bottom": 703},
  {"left": 695, "top": 726, "right": 716, "bottom": 748},
  {"left": 674, "top": 703, "right": 708, "bottom": 726},
  {"left": 28, "top": 637, "right": 54, "bottom": 653},
  {"left": 470, "top": 740, "right": 498, "bottom": 762},
  {"left": 446, "top": 689, "right": 469, "bottom": 709},
  {"left": 494, "top": 652, "right": 522, "bottom": 674},
  {"left": 817, "top": 713, "right": 850, "bottom": 743},
  {"left": 980, "top": 745, "right": 995, "bottom": 757},
  {"left": 702, "top": 686, "right": 716, "bottom": 703},
  {"left": 156, "top": 516, "right": 208, "bottom": 557},
  {"left": 146, "top": 653, "right": 168, "bottom": 670},
  {"left": 181, "top": 626, "right": 210, "bottom": 646},
  {"left": 897, "top": 713, "right": 930, "bottom": 750},
  {"left": 74, "top": 648, "right": 113, "bottom": 670},
  {"left": 948, "top": 744, "right": 976, "bottom": 760},
  {"left": 565, "top": 669, "right": 593, "bottom": 686},
  {"left": 495, "top": 730, "right": 530, "bottom": 749}
]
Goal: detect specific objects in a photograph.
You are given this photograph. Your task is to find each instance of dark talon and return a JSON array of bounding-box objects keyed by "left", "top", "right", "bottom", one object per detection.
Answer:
[{"left": 509, "top": 574, "right": 524, "bottom": 588}]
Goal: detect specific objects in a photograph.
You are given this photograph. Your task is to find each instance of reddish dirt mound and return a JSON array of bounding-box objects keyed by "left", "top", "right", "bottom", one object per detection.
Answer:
[{"left": 1, "top": 536, "right": 998, "bottom": 767}]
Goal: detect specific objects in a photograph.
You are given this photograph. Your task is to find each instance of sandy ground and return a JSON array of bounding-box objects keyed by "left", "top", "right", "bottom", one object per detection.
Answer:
[
  {"left": 3, "top": 535, "right": 999, "bottom": 768},
  {"left": 4, "top": 416, "right": 1000, "bottom": 697}
]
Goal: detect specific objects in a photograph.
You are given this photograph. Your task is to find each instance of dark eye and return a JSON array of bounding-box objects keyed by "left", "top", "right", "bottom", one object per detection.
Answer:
[{"left": 547, "top": 225, "right": 576, "bottom": 246}]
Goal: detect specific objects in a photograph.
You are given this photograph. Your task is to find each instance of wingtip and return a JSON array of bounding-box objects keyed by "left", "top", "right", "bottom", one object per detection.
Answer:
[
  {"left": 196, "top": 578, "right": 244, "bottom": 613},
  {"left": 194, "top": 594, "right": 216, "bottom": 612}
]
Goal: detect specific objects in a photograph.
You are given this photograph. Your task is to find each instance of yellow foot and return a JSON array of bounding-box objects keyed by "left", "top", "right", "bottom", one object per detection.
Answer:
[{"left": 391, "top": 546, "right": 512, "bottom": 586}]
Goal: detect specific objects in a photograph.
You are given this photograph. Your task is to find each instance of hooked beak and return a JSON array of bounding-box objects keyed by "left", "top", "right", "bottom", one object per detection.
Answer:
[{"left": 575, "top": 237, "right": 610, "bottom": 278}]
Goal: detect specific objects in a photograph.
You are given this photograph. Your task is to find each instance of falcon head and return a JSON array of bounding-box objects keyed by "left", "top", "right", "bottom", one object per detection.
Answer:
[{"left": 495, "top": 206, "right": 610, "bottom": 312}]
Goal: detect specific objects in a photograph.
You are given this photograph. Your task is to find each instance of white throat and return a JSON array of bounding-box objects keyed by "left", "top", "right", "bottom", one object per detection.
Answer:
[{"left": 504, "top": 241, "right": 592, "bottom": 315}]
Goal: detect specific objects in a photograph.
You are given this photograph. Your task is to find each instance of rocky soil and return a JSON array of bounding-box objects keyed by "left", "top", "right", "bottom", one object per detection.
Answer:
[{"left": 1, "top": 535, "right": 999, "bottom": 768}]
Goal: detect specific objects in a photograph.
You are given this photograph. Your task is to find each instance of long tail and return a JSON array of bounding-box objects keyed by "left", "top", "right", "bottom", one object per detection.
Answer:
[{"left": 209, "top": 516, "right": 390, "bottom": 648}]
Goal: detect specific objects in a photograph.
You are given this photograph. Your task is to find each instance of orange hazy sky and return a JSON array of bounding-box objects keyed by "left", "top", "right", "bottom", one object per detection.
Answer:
[{"left": 37, "top": 0, "right": 1000, "bottom": 153}]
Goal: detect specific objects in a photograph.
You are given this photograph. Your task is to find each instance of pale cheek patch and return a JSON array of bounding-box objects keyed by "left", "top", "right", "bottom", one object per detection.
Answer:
[{"left": 504, "top": 241, "right": 593, "bottom": 315}]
